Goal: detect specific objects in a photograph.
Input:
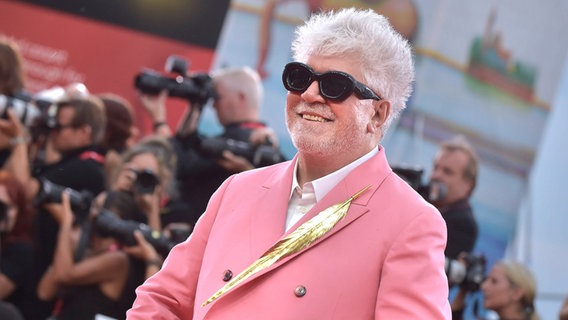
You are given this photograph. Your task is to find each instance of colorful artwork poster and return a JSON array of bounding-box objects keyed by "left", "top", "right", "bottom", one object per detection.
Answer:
[
  {"left": 208, "top": 2, "right": 568, "bottom": 317},
  {"left": 0, "top": 0, "right": 231, "bottom": 132}
]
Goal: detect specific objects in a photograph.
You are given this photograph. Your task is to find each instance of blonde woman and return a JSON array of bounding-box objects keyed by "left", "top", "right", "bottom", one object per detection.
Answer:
[{"left": 452, "top": 259, "right": 540, "bottom": 320}]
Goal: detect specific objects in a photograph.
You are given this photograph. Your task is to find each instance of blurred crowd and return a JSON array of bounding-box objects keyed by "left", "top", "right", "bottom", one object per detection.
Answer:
[{"left": 0, "top": 37, "right": 285, "bottom": 320}]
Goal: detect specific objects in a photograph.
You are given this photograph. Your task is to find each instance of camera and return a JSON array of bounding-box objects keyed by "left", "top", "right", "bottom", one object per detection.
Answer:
[
  {"left": 0, "top": 93, "right": 43, "bottom": 128},
  {"left": 391, "top": 165, "right": 447, "bottom": 203},
  {"left": 0, "top": 87, "right": 70, "bottom": 140},
  {"left": 199, "top": 137, "right": 285, "bottom": 167},
  {"left": 130, "top": 168, "right": 161, "bottom": 195},
  {"left": 35, "top": 177, "right": 94, "bottom": 224},
  {"left": 445, "top": 253, "right": 487, "bottom": 292},
  {"left": 134, "top": 55, "right": 216, "bottom": 105},
  {"left": 93, "top": 209, "right": 177, "bottom": 257}
]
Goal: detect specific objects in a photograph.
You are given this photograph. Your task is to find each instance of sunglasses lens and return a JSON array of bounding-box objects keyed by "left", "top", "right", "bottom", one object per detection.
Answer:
[
  {"left": 284, "top": 64, "right": 312, "bottom": 92},
  {"left": 320, "top": 73, "right": 353, "bottom": 101},
  {"left": 283, "top": 62, "right": 363, "bottom": 102}
]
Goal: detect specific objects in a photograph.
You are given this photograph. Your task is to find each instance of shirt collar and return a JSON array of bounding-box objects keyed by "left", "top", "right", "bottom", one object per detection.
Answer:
[{"left": 290, "top": 146, "right": 379, "bottom": 202}]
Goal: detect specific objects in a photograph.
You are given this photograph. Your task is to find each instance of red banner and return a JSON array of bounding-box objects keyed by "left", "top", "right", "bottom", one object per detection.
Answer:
[{"left": 0, "top": 1, "right": 218, "bottom": 133}]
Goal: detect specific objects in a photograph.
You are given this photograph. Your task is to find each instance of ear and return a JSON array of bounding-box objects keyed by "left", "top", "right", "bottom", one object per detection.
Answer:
[
  {"left": 511, "top": 286, "right": 525, "bottom": 303},
  {"left": 367, "top": 100, "right": 390, "bottom": 134}
]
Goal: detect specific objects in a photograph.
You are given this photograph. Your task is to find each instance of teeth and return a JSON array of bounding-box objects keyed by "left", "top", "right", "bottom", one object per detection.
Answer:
[{"left": 302, "top": 114, "right": 327, "bottom": 122}]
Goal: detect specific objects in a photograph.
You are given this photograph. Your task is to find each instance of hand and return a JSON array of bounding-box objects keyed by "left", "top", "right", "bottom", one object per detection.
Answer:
[
  {"left": 0, "top": 109, "right": 28, "bottom": 140},
  {"left": 139, "top": 90, "right": 168, "bottom": 122},
  {"left": 217, "top": 150, "right": 254, "bottom": 173},
  {"left": 44, "top": 190, "right": 74, "bottom": 227},
  {"left": 133, "top": 184, "right": 163, "bottom": 232},
  {"left": 249, "top": 127, "right": 279, "bottom": 148},
  {"left": 123, "top": 230, "right": 161, "bottom": 263}
]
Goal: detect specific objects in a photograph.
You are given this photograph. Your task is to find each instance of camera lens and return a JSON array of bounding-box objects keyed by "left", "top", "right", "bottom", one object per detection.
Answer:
[{"left": 133, "top": 169, "right": 160, "bottom": 194}]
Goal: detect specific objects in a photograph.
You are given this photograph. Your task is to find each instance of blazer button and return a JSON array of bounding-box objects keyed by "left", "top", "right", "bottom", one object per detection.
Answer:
[
  {"left": 294, "top": 285, "right": 307, "bottom": 297},
  {"left": 222, "top": 269, "right": 233, "bottom": 282}
]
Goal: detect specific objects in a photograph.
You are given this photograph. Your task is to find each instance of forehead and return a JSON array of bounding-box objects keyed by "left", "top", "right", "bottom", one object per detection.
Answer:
[
  {"left": 126, "top": 152, "right": 159, "bottom": 169},
  {"left": 490, "top": 264, "right": 509, "bottom": 280},
  {"left": 436, "top": 149, "right": 469, "bottom": 166},
  {"left": 305, "top": 55, "right": 363, "bottom": 80}
]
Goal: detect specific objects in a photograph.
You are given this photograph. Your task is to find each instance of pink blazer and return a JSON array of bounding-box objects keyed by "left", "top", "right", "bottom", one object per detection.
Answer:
[{"left": 127, "top": 148, "right": 451, "bottom": 319}]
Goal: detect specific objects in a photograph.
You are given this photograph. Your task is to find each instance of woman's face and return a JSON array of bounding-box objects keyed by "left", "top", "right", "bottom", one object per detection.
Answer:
[
  {"left": 114, "top": 153, "right": 161, "bottom": 193},
  {"left": 0, "top": 185, "right": 17, "bottom": 233},
  {"left": 481, "top": 264, "right": 522, "bottom": 310}
]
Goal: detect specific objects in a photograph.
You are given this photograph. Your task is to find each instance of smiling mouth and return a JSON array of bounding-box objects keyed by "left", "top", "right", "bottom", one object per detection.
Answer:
[{"left": 301, "top": 114, "right": 330, "bottom": 122}]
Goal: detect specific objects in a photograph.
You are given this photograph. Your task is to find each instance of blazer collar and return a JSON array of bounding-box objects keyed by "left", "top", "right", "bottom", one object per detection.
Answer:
[{"left": 251, "top": 147, "right": 393, "bottom": 272}]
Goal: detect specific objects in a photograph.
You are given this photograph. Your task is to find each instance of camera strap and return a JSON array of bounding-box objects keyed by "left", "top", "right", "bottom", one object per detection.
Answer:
[
  {"left": 74, "top": 219, "right": 91, "bottom": 262},
  {"left": 74, "top": 190, "right": 118, "bottom": 261}
]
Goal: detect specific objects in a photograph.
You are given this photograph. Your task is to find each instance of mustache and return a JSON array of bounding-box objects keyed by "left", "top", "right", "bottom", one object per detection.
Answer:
[{"left": 293, "top": 101, "right": 336, "bottom": 120}]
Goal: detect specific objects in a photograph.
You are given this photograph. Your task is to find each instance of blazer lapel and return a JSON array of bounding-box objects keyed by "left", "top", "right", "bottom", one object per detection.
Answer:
[
  {"left": 248, "top": 148, "right": 392, "bottom": 276},
  {"left": 249, "top": 158, "right": 296, "bottom": 257}
]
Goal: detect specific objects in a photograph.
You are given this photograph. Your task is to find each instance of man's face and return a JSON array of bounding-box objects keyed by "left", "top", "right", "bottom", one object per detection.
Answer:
[
  {"left": 429, "top": 149, "right": 472, "bottom": 206},
  {"left": 285, "top": 56, "right": 381, "bottom": 159},
  {"left": 49, "top": 106, "right": 87, "bottom": 152}
]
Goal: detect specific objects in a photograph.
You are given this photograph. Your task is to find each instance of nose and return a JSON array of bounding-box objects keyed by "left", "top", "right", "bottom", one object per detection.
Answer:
[{"left": 300, "top": 80, "right": 325, "bottom": 103}]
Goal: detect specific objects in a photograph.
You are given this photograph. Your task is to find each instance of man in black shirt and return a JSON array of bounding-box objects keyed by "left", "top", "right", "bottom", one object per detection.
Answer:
[
  {"left": 427, "top": 135, "right": 479, "bottom": 260},
  {"left": 140, "top": 66, "right": 285, "bottom": 227}
]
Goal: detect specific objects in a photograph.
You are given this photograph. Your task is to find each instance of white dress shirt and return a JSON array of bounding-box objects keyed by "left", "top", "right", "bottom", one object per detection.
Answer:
[{"left": 285, "top": 147, "right": 379, "bottom": 231}]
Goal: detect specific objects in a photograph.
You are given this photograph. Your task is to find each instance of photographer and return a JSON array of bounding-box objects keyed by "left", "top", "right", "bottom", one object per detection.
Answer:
[
  {"left": 451, "top": 259, "right": 540, "bottom": 320},
  {"left": 0, "top": 96, "right": 107, "bottom": 319},
  {"left": 101, "top": 135, "right": 181, "bottom": 314},
  {"left": 428, "top": 135, "right": 479, "bottom": 261},
  {"left": 38, "top": 190, "right": 129, "bottom": 320},
  {"left": 139, "top": 65, "right": 285, "bottom": 227}
]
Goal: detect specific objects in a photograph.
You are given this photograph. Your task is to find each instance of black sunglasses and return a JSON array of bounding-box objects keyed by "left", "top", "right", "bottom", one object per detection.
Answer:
[
  {"left": 282, "top": 62, "right": 382, "bottom": 103},
  {"left": 50, "top": 122, "right": 80, "bottom": 132}
]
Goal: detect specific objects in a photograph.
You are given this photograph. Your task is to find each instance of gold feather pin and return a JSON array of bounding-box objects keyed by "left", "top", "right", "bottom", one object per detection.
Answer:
[{"left": 202, "top": 184, "right": 371, "bottom": 306}]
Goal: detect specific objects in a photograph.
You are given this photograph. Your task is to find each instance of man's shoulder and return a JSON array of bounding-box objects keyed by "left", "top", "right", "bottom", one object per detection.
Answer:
[{"left": 232, "top": 159, "right": 292, "bottom": 180}]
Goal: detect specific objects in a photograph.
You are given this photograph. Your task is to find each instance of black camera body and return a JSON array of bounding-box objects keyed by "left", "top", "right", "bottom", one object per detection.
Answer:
[
  {"left": 0, "top": 89, "right": 65, "bottom": 142},
  {"left": 134, "top": 56, "right": 216, "bottom": 105},
  {"left": 0, "top": 93, "right": 43, "bottom": 128},
  {"left": 199, "top": 136, "right": 285, "bottom": 168},
  {"left": 130, "top": 168, "right": 161, "bottom": 195},
  {"left": 35, "top": 177, "right": 94, "bottom": 224},
  {"left": 391, "top": 165, "right": 447, "bottom": 203},
  {"left": 445, "top": 253, "right": 487, "bottom": 292},
  {"left": 93, "top": 209, "right": 176, "bottom": 257}
]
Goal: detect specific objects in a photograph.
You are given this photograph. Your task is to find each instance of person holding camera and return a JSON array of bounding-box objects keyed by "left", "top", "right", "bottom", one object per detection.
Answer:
[
  {"left": 128, "top": 8, "right": 450, "bottom": 319},
  {"left": 98, "top": 135, "right": 182, "bottom": 315},
  {"left": 0, "top": 95, "right": 107, "bottom": 319},
  {"left": 0, "top": 171, "right": 35, "bottom": 319},
  {"left": 139, "top": 66, "right": 285, "bottom": 228},
  {"left": 428, "top": 135, "right": 479, "bottom": 261},
  {"left": 37, "top": 190, "right": 129, "bottom": 320},
  {"left": 451, "top": 259, "right": 540, "bottom": 320}
]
